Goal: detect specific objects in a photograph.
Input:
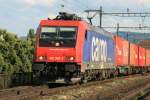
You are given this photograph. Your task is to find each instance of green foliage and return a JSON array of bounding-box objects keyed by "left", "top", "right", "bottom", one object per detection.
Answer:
[
  {"left": 0, "top": 29, "right": 35, "bottom": 74},
  {"left": 27, "top": 29, "right": 35, "bottom": 40}
]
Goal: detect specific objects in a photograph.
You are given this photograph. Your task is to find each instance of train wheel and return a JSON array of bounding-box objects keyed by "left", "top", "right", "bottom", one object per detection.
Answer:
[
  {"left": 81, "top": 72, "right": 88, "bottom": 84},
  {"left": 96, "top": 73, "right": 102, "bottom": 81}
]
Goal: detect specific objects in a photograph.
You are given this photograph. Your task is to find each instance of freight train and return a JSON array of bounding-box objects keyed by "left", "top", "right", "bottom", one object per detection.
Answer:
[{"left": 32, "top": 12, "right": 150, "bottom": 83}]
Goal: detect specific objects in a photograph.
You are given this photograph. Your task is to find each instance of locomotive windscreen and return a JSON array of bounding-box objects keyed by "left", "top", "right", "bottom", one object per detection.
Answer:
[{"left": 39, "top": 26, "right": 77, "bottom": 47}]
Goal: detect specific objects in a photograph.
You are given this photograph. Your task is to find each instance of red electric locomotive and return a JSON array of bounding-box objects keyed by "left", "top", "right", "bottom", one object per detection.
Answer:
[{"left": 33, "top": 12, "right": 116, "bottom": 83}]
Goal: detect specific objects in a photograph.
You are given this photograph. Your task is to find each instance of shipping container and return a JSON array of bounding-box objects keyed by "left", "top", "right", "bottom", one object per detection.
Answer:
[
  {"left": 115, "top": 36, "right": 123, "bottom": 66},
  {"left": 123, "top": 39, "right": 129, "bottom": 65},
  {"left": 115, "top": 36, "right": 129, "bottom": 66},
  {"left": 146, "top": 50, "right": 150, "bottom": 66},
  {"left": 129, "top": 43, "right": 139, "bottom": 66},
  {"left": 138, "top": 46, "right": 146, "bottom": 67}
]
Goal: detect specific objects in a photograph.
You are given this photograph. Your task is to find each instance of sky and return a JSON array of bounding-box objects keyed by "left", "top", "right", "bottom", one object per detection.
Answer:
[{"left": 0, "top": 0, "right": 150, "bottom": 36}]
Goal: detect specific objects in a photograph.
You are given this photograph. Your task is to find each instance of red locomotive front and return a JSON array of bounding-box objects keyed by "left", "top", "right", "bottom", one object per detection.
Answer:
[
  {"left": 33, "top": 13, "right": 87, "bottom": 83},
  {"left": 35, "top": 20, "right": 78, "bottom": 63}
]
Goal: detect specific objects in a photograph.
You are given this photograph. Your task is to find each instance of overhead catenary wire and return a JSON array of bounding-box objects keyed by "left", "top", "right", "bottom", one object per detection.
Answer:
[{"left": 85, "top": 7, "right": 150, "bottom": 29}]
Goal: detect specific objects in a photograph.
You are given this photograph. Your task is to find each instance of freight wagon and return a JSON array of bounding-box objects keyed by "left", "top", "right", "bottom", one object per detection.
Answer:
[{"left": 115, "top": 36, "right": 129, "bottom": 74}]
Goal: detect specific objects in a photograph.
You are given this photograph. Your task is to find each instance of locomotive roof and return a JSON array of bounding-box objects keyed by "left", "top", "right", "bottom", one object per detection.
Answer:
[
  {"left": 88, "top": 25, "right": 114, "bottom": 38},
  {"left": 40, "top": 19, "right": 87, "bottom": 27}
]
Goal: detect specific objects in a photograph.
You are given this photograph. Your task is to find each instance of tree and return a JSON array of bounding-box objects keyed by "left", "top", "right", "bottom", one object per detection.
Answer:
[
  {"left": 27, "top": 28, "right": 35, "bottom": 40},
  {"left": 0, "top": 28, "right": 35, "bottom": 74}
]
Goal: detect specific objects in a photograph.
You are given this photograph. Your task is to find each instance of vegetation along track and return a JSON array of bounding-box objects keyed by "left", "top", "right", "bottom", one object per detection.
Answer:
[{"left": 0, "top": 74, "right": 150, "bottom": 100}]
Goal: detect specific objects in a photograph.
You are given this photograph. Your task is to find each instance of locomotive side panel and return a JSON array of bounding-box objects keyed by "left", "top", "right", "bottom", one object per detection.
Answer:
[{"left": 82, "top": 30, "right": 115, "bottom": 70}]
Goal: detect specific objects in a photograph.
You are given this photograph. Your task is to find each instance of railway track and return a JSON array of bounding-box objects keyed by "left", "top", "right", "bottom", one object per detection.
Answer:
[{"left": 0, "top": 73, "right": 150, "bottom": 100}]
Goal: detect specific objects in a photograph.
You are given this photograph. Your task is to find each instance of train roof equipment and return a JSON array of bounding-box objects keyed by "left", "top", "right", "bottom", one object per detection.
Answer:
[{"left": 49, "top": 12, "right": 82, "bottom": 21}]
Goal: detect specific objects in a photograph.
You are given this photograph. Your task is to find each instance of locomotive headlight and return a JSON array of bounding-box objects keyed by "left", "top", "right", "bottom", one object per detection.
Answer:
[
  {"left": 38, "top": 56, "right": 46, "bottom": 60},
  {"left": 70, "top": 57, "right": 74, "bottom": 61},
  {"left": 39, "top": 56, "right": 43, "bottom": 60},
  {"left": 65, "top": 56, "right": 75, "bottom": 61}
]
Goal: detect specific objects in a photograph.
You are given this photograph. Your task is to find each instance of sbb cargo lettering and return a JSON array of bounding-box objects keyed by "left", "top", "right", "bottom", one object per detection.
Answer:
[{"left": 91, "top": 36, "right": 107, "bottom": 62}]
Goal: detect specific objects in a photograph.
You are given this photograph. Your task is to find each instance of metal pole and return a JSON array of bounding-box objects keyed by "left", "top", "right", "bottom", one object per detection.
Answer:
[
  {"left": 100, "top": 6, "right": 102, "bottom": 28},
  {"left": 127, "top": 32, "right": 129, "bottom": 41},
  {"left": 117, "top": 23, "right": 119, "bottom": 36}
]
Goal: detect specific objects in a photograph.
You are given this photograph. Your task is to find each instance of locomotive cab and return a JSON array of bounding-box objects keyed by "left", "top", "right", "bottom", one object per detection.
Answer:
[{"left": 33, "top": 13, "right": 87, "bottom": 83}]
